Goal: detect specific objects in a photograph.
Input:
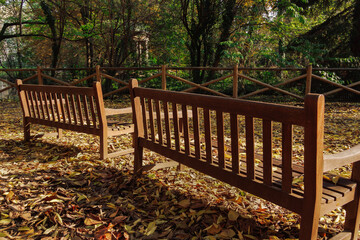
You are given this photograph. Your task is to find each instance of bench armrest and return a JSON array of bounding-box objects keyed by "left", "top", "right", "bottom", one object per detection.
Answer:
[
  {"left": 323, "top": 144, "right": 360, "bottom": 172},
  {"left": 105, "top": 107, "right": 132, "bottom": 116}
]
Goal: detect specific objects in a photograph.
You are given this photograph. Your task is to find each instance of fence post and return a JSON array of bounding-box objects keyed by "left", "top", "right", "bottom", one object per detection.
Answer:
[
  {"left": 161, "top": 65, "right": 167, "bottom": 90},
  {"left": 37, "top": 66, "right": 43, "bottom": 85},
  {"left": 96, "top": 65, "right": 101, "bottom": 83},
  {"left": 233, "top": 65, "right": 239, "bottom": 98},
  {"left": 305, "top": 65, "right": 312, "bottom": 95}
]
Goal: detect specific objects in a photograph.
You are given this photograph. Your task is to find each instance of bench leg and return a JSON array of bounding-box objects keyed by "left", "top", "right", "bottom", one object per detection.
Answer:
[
  {"left": 100, "top": 134, "right": 108, "bottom": 160},
  {"left": 24, "top": 120, "right": 30, "bottom": 141},
  {"left": 57, "top": 128, "right": 63, "bottom": 138},
  {"left": 134, "top": 144, "right": 143, "bottom": 174},
  {"left": 343, "top": 162, "right": 360, "bottom": 240},
  {"left": 299, "top": 207, "right": 320, "bottom": 239}
]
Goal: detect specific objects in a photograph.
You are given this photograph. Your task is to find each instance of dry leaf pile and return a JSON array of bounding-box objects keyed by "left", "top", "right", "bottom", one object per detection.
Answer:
[{"left": 0, "top": 99, "right": 359, "bottom": 240}]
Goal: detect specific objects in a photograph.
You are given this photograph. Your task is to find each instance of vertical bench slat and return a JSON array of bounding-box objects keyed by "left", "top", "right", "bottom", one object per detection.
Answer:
[
  {"left": 24, "top": 91, "right": 32, "bottom": 117},
  {"left": 217, "top": 111, "right": 225, "bottom": 169},
  {"left": 65, "top": 94, "right": 72, "bottom": 124},
  {"left": 38, "top": 91, "right": 46, "bottom": 120},
  {"left": 155, "top": 100, "right": 163, "bottom": 145},
  {"left": 147, "top": 99, "right": 155, "bottom": 141},
  {"left": 245, "top": 116, "right": 255, "bottom": 179},
  {"left": 29, "top": 91, "right": 37, "bottom": 118},
  {"left": 49, "top": 93, "right": 56, "bottom": 122},
  {"left": 172, "top": 103, "right": 180, "bottom": 151},
  {"left": 141, "top": 97, "right": 148, "bottom": 139},
  {"left": 182, "top": 105, "right": 190, "bottom": 155},
  {"left": 76, "top": 95, "right": 84, "bottom": 126},
  {"left": 44, "top": 92, "right": 51, "bottom": 121},
  {"left": 263, "top": 119, "right": 273, "bottom": 185},
  {"left": 34, "top": 92, "right": 42, "bottom": 119},
  {"left": 192, "top": 106, "right": 200, "bottom": 159},
  {"left": 89, "top": 96, "right": 97, "bottom": 128},
  {"left": 230, "top": 113, "right": 239, "bottom": 174},
  {"left": 54, "top": 93, "right": 62, "bottom": 122},
  {"left": 70, "top": 94, "right": 78, "bottom": 125},
  {"left": 82, "top": 95, "right": 91, "bottom": 126},
  {"left": 282, "top": 123, "right": 293, "bottom": 193},
  {"left": 59, "top": 94, "right": 66, "bottom": 123},
  {"left": 204, "top": 108, "right": 212, "bottom": 163},
  {"left": 163, "top": 101, "right": 171, "bottom": 148}
]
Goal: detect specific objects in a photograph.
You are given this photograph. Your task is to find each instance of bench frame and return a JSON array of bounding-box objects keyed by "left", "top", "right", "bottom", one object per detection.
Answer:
[
  {"left": 129, "top": 79, "right": 360, "bottom": 240},
  {"left": 16, "top": 80, "right": 133, "bottom": 159}
]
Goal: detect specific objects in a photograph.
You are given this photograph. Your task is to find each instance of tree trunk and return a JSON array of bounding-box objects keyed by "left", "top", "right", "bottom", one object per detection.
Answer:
[{"left": 351, "top": 0, "right": 360, "bottom": 56}]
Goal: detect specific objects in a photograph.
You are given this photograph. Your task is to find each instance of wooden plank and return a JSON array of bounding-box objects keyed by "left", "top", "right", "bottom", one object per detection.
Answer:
[
  {"left": 65, "top": 94, "right": 72, "bottom": 125},
  {"left": 263, "top": 119, "right": 273, "bottom": 185},
  {"left": 155, "top": 100, "right": 163, "bottom": 145},
  {"left": 89, "top": 96, "right": 97, "bottom": 127},
  {"left": 33, "top": 91, "right": 42, "bottom": 119},
  {"left": 29, "top": 91, "right": 37, "bottom": 118},
  {"left": 282, "top": 123, "right": 293, "bottom": 193},
  {"left": 133, "top": 87, "right": 306, "bottom": 126},
  {"left": 163, "top": 101, "right": 171, "bottom": 148},
  {"left": 141, "top": 97, "right": 148, "bottom": 139},
  {"left": 192, "top": 107, "right": 200, "bottom": 159},
  {"left": 147, "top": 98, "right": 155, "bottom": 141},
  {"left": 230, "top": 113, "right": 239, "bottom": 174},
  {"left": 59, "top": 93, "right": 66, "bottom": 123},
  {"left": 82, "top": 95, "right": 91, "bottom": 126},
  {"left": 139, "top": 138, "right": 304, "bottom": 214},
  {"left": 172, "top": 103, "right": 180, "bottom": 151},
  {"left": 54, "top": 93, "right": 62, "bottom": 122},
  {"left": 300, "top": 94, "right": 325, "bottom": 239},
  {"left": 20, "top": 84, "right": 94, "bottom": 95},
  {"left": 70, "top": 94, "right": 78, "bottom": 125},
  {"left": 245, "top": 116, "right": 255, "bottom": 180},
  {"left": 182, "top": 104, "right": 190, "bottom": 155},
  {"left": 38, "top": 91, "right": 46, "bottom": 120},
  {"left": 76, "top": 95, "right": 84, "bottom": 125},
  {"left": 216, "top": 111, "right": 225, "bottom": 169},
  {"left": 48, "top": 92, "right": 56, "bottom": 122},
  {"left": 43, "top": 92, "right": 51, "bottom": 121},
  {"left": 204, "top": 108, "right": 212, "bottom": 163}
]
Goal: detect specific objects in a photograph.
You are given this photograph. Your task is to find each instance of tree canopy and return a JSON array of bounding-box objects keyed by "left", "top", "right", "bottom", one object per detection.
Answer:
[{"left": 0, "top": 0, "right": 359, "bottom": 72}]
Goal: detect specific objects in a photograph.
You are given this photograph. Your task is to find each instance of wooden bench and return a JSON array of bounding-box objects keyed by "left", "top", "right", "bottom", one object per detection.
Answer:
[
  {"left": 16, "top": 80, "right": 134, "bottom": 159},
  {"left": 129, "top": 79, "right": 360, "bottom": 240}
]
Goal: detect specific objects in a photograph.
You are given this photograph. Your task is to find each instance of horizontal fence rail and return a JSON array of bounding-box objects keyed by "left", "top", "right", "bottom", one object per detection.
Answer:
[{"left": 1, "top": 65, "right": 360, "bottom": 100}]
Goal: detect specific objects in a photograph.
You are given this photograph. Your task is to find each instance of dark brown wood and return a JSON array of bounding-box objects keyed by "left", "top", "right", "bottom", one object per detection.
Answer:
[
  {"left": 216, "top": 111, "right": 225, "bottom": 169},
  {"left": 163, "top": 101, "right": 171, "bottom": 148},
  {"left": 282, "top": 123, "right": 293, "bottom": 193},
  {"left": 172, "top": 103, "right": 180, "bottom": 151},
  {"left": 263, "top": 119, "right": 273, "bottom": 185},
  {"left": 148, "top": 99, "right": 155, "bottom": 141},
  {"left": 182, "top": 104, "right": 190, "bottom": 155},
  {"left": 204, "top": 108, "right": 212, "bottom": 163},
  {"left": 192, "top": 107, "right": 201, "bottom": 159},
  {"left": 155, "top": 100, "right": 163, "bottom": 145},
  {"left": 128, "top": 79, "right": 360, "bottom": 240},
  {"left": 230, "top": 113, "right": 239, "bottom": 174},
  {"left": 245, "top": 116, "right": 255, "bottom": 179}
]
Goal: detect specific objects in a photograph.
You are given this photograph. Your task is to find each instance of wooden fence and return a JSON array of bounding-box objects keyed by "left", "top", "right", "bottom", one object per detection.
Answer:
[{"left": 0, "top": 65, "right": 359, "bottom": 101}]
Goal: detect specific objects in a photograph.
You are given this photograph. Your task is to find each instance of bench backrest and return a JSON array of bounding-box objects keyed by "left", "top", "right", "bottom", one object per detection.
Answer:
[
  {"left": 16, "top": 80, "right": 107, "bottom": 135},
  {"left": 130, "top": 79, "right": 325, "bottom": 213}
]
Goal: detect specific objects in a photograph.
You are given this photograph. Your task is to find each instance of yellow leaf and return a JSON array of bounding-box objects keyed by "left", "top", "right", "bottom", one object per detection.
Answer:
[
  {"left": 219, "top": 229, "right": 236, "bottom": 239},
  {"left": 178, "top": 199, "right": 190, "bottom": 208},
  {"left": 228, "top": 210, "right": 239, "bottom": 221},
  {"left": 0, "top": 218, "right": 11, "bottom": 225},
  {"left": 205, "top": 223, "right": 222, "bottom": 234},
  {"left": 84, "top": 217, "right": 102, "bottom": 226},
  {"left": 145, "top": 221, "right": 157, "bottom": 236}
]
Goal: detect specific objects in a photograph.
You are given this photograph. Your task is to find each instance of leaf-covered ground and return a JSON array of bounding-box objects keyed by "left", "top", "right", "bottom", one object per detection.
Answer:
[{"left": 0, "top": 99, "right": 359, "bottom": 240}]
